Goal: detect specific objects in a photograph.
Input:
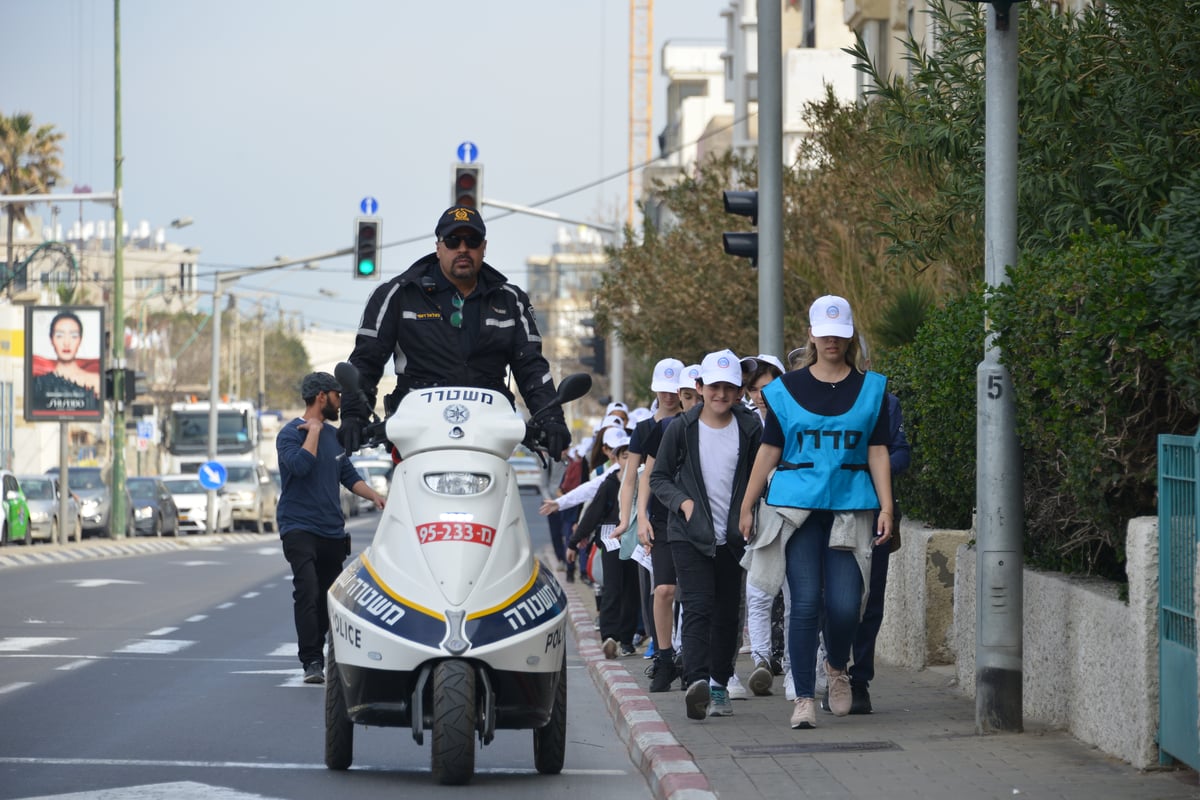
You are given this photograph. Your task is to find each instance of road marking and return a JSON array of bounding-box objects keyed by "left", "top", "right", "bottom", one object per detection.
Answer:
[
  {"left": 0, "top": 758, "right": 629, "bottom": 776},
  {"left": 266, "top": 643, "right": 293, "bottom": 657},
  {"left": 16, "top": 780, "right": 288, "bottom": 799},
  {"left": 231, "top": 668, "right": 308, "bottom": 687},
  {"left": 185, "top": 614, "right": 207, "bottom": 622},
  {"left": 59, "top": 579, "right": 141, "bottom": 588},
  {"left": 175, "top": 560, "right": 225, "bottom": 566},
  {"left": 146, "top": 627, "right": 178, "bottom": 636},
  {"left": 114, "top": 639, "right": 195, "bottom": 655},
  {"left": 56, "top": 660, "right": 94, "bottom": 671},
  {"left": 0, "top": 637, "right": 72, "bottom": 652},
  {"left": 216, "top": 602, "right": 235, "bottom": 609},
  {"left": 241, "top": 591, "right": 260, "bottom": 598},
  {"left": 0, "top": 682, "right": 33, "bottom": 695}
]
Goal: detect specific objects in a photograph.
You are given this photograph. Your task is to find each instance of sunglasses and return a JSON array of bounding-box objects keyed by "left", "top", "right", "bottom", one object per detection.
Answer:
[
  {"left": 441, "top": 233, "right": 484, "bottom": 250},
  {"left": 450, "top": 292, "right": 464, "bottom": 328}
]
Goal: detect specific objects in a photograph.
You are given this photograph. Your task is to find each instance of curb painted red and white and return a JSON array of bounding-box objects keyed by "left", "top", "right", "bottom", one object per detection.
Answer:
[{"left": 564, "top": 582, "right": 717, "bottom": 800}]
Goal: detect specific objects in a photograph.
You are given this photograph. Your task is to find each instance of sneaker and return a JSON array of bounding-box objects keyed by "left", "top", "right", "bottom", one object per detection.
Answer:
[
  {"left": 619, "top": 642, "right": 638, "bottom": 657},
  {"left": 748, "top": 658, "right": 774, "bottom": 696},
  {"left": 684, "top": 680, "right": 711, "bottom": 720},
  {"left": 643, "top": 640, "right": 656, "bottom": 659},
  {"left": 632, "top": 632, "right": 645, "bottom": 647},
  {"left": 727, "top": 673, "right": 748, "bottom": 700},
  {"left": 790, "top": 697, "right": 817, "bottom": 729},
  {"left": 302, "top": 662, "right": 324, "bottom": 684},
  {"left": 825, "top": 661, "right": 851, "bottom": 716},
  {"left": 675, "top": 651, "right": 686, "bottom": 691},
  {"left": 850, "top": 684, "right": 873, "bottom": 715},
  {"left": 784, "top": 669, "right": 796, "bottom": 702},
  {"left": 770, "top": 656, "right": 784, "bottom": 676},
  {"left": 602, "top": 637, "right": 619, "bottom": 659},
  {"left": 593, "top": 618, "right": 601, "bottom": 631},
  {"left": 708, "top": 686, "right": 733, "bottom": 717},
  {"left": 648, "top": 651, "right": 679, "bottom": 693}
]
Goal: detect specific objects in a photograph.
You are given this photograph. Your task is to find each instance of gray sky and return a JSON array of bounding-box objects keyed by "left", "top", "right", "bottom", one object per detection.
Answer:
[{"left": 3, "top": 0, "right": 729, "bottom": 332}]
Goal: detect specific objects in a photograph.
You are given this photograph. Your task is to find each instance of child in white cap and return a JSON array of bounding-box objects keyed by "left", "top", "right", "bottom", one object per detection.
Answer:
[{"left": 650, "top": 349, "right": 762, "bottom": 720}]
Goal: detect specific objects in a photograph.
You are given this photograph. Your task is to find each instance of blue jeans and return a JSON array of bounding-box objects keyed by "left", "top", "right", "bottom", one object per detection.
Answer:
[{"left": 785, "top": 511, "right": 863, "bottom": 699}]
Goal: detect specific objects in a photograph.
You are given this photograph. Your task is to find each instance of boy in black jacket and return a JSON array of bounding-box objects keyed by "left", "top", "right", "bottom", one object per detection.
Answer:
[
  {"left": 650, "top": 349, "right": 762, "bottom": 720},
  {"left": 572, "top": 426, "right": 640, "bottom": 658}
]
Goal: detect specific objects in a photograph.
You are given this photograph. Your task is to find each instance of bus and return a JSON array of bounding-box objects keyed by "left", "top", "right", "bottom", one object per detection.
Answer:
[{"left": 164, "top": 400, "right": 260, "bottom": 474}]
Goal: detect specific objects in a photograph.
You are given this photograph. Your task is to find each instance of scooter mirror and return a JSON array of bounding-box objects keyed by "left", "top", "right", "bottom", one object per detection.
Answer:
[{"left": 553, "top": 373, "right": 592, "bottom": 407}]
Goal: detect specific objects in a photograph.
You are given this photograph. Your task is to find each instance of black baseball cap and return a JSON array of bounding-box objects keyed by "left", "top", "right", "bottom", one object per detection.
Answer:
[
  {"left": 301, "top": 371, "right": 341, "bottom": 399},
  {"left": 435, "top": 206, "right": 487, "bottom": 239}
]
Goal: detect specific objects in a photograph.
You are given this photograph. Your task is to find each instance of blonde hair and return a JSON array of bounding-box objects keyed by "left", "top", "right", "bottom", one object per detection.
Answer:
[{"left": 795, "top": 334, "right": 861, "bottom": 372}]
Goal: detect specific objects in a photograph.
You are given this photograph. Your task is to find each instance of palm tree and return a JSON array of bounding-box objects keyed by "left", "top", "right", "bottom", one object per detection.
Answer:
[{"left": 0, "top": 111, "right": 65, "bottom": 294}]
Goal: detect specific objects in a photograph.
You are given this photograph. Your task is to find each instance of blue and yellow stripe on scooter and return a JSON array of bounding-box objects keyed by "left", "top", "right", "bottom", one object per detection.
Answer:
[{"left": 329, "top": 555, "right": 566, "bottom": 650}]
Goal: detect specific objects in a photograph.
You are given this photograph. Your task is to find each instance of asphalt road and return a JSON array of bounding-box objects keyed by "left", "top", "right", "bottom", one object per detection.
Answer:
[{"left": 0, "top": 493, "right": 649, "bottom": 800}]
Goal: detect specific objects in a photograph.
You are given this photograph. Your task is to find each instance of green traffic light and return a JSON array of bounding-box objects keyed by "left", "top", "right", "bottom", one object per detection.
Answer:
[{"left": 357, "top": 259, "right": 375, "bottom": 275}]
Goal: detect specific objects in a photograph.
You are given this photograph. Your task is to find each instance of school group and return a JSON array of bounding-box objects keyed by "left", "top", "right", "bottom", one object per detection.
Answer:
[{"left": 539, "top": 294, "right": 911, "bottom": 731}]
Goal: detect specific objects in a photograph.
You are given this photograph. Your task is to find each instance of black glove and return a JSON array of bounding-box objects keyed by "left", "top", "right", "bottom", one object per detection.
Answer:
[
  {"left": 542, "top": 420, "right": 571, "bottom": 462},
  {"left": 337, "top": 418, "right": 364, "bottom": 456},
  {"left": 338, "top": 385, "right": 371, "bottom": 456}
]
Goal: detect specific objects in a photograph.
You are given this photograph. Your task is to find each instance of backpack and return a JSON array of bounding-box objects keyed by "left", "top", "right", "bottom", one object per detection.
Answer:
[{"left": 559, "top": 456, "right": 583, "bottom": 494}]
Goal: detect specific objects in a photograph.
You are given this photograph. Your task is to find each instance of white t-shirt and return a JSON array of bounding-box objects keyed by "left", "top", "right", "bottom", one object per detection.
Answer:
[{"left": 698, "top": 418, "right": 739, "bottom": 545}]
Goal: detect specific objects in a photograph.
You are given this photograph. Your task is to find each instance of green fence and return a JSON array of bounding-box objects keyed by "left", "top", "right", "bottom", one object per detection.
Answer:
[{"left": 1158, "top": 430, "right": 1199, "bottom": 770}]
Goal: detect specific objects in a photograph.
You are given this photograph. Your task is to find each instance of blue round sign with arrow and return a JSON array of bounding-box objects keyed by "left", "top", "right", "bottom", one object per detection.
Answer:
[
  {"left": 456, "top": 141, "right": 479, "bottom": 163},
  {"left": 198, "top": 461, "right": 228, "bottom": 491}
]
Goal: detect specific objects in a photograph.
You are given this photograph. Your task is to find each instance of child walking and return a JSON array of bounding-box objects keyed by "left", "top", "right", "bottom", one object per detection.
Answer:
[{"left": 651, "top": 349, "right": 762, "bottom": 720}]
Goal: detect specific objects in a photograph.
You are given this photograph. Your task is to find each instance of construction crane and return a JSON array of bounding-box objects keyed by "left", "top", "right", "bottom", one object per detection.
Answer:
[{"left": 628, "top": 0, "right": 653, "bottom": 229}]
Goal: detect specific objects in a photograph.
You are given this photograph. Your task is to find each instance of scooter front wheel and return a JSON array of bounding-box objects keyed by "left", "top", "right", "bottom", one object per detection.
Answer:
[
  {"left": 431, "top": 659, "right": 476, "bottom": 785},
  {"left": 533, "top": 656, "right": 567, "bottom": 774},
  {"left": 324, "top": 653, "right": 354, "bottom": 770}
]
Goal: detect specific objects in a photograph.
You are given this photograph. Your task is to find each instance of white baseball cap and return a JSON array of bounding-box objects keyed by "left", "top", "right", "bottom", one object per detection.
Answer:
[
  {"left": 698, "top": 349, "right": 743, "bottom": 387},
  {"left": 626, "top": 406, "right": 654, "bottom": 429},
  {"left": 650, "top": 357, "right": 685, "bottom": 392},
  {"left": 602, "top": 426, "right": 631, "bottom": 450},
  {"left": 809, "top": 295, "right": 854, "bottom": 339},
  {"left": 678, "top": 364, "right": 702, "bottom": 392},
  {"left": 605, "top": 400, "right": 629, "bottom": 417}
]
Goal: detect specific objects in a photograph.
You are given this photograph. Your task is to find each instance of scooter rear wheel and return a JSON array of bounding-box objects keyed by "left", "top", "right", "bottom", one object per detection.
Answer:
[
  {"left": 432, "top": 659, "right": 477, "bottom": 785},
  {"left": 324, "top": 653, "right": 354, "bottom": 770},
  {"left": 533, "top": 656, "right": 567, "bottom": 774}
]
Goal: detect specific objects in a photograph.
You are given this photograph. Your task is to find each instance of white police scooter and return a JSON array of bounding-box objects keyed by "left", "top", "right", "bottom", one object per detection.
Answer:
[{"left": 324, "top": 364, "right": 589, "bottom": 785}]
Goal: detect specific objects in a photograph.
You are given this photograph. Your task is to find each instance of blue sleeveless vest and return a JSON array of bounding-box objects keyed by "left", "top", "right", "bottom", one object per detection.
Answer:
[{"left": 763, "top": 371, "right": 886, "bottom": 511}]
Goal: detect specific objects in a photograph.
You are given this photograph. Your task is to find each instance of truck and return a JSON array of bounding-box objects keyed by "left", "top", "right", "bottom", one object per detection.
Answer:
[{"left": 164, "top": 400, "right": 261, "bottom": 475}]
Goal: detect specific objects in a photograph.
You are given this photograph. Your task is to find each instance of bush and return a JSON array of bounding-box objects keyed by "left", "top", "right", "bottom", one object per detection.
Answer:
[
  {"left": 992, "top": 225, "right": 1199, "bottom": 578},
  {"left": 878, "top": 291, "right": 984, "bottom": 530}
]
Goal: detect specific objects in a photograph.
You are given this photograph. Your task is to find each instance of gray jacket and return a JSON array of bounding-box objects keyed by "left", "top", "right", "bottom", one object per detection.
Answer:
[{"left": 649, "top": 403, "right": 762, "bottom": 558}]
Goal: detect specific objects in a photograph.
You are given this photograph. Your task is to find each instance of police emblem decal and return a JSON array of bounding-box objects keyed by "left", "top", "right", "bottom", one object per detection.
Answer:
[{"left": 444, "top": 404, "right": 470, "bottom": 424}]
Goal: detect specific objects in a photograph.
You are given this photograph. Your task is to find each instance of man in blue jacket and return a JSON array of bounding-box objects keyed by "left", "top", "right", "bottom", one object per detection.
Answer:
[{"left": 277, "top": 372, "right": 385, "bottom": 684}]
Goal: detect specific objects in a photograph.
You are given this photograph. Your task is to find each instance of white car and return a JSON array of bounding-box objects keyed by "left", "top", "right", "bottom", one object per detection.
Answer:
[
  {"left": 350, "top": 457, "right": 393, "bottom": 500},
  {"left": 507, "top": 454, "right": 544, "bottom": 495},
  {"left": 160, "top": 474, "right": 234, "bottom": 534}
]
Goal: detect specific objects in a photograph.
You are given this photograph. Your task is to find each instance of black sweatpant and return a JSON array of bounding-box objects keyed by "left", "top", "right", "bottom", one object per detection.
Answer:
[
  {"left": 598, "top": 545, "right": 640, "bottom": 646},
  {"left": 671, "top": 540, "right": 743, "bottom": 687},
  {"left": 282, "top": 530, "right": 347, "bottom": 667}
]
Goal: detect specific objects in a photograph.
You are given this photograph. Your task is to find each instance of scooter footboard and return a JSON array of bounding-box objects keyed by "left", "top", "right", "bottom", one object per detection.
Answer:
[{"left": 336, "top": 658, "right": 562, "bottom": 742}]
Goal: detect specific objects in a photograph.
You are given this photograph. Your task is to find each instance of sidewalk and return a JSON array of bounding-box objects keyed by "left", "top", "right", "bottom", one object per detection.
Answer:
[
  {"left": 562, "top": 580, "right": 1198, "bottom": 800},
  {"left": 0, "top": 532, "right": 267, "bottom": 569}
]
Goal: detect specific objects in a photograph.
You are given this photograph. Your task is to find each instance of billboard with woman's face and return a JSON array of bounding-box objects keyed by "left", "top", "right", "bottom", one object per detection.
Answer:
[{"left": 24, "top": 306, "right": 106, "bottom": 422}]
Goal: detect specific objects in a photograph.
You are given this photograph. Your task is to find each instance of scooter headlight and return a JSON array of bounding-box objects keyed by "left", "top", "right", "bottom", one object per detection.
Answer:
[{"left": 423, "top": 472, "right": 492, "bottom": 495}]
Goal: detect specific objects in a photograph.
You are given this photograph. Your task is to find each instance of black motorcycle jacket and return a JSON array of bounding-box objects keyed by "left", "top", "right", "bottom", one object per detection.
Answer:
[{"left": 348, "top": 253, "right": 560, "bottom": 418}]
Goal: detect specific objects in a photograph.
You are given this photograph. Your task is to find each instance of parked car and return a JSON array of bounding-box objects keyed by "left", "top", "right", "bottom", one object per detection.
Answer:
[
  {"left": 350, "top": 457, "right": 393, "bottom": 500},
  {"left": 17, "top": 475, "right": 82, "bottom": 543},
  {"left": 160, "top": 474, "right": 234, "bottom": 534},
  {"left": 126, "top": 477, "right": 180, "bottom": 537},
  {"left": 0, "top": 470, "right": 32, "bottom": 546},
  {"left": 48, "top": 467, "right": 110, "bottom": 537},
  {"left": 507, "top": 453, "right": 544, "bottom": 494},
  {"left": 223, "top": 461, "right": 278, "bottom": 533}
]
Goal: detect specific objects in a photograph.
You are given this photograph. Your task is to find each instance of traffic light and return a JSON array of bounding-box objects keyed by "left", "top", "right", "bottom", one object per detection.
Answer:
[
  {"left": 722, "top": 190, "right": 759, "bottom": 267},
  {"left": 104, "top": 368, "right": 139, "bottom": 404},
  {"left": 579, "top": 317, "right": 607, "bottom": 376},
  {"left": 353, "top": 217, "right": 381, "bottom": 279},
  {"left": 452, "top": 163, "right": 483, "bottom": 208}
]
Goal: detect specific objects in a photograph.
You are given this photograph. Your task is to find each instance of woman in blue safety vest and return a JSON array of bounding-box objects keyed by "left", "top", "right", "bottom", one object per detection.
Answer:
[{"left": 737, "top": 295, "right": 894, "bottom": 731}]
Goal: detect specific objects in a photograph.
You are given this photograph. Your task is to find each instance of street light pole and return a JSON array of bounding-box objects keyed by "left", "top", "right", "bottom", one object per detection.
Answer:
[{"left": 110, "top": 0, "right": 128, "bottom": 539}]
